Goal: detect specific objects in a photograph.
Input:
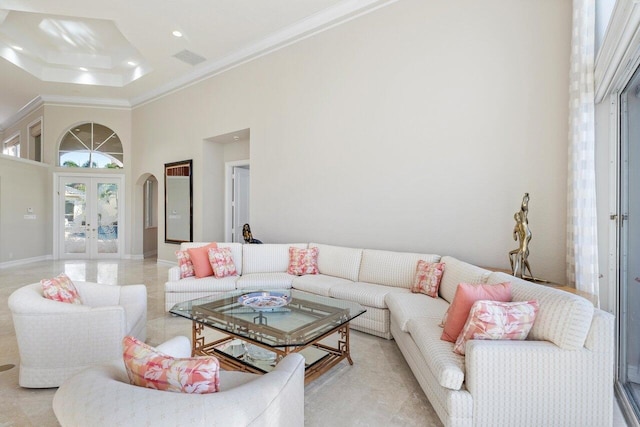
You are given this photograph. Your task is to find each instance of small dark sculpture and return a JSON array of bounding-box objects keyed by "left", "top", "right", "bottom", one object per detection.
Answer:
[{"left": 242, "top": 224, "right": 262, "bottom": 244}]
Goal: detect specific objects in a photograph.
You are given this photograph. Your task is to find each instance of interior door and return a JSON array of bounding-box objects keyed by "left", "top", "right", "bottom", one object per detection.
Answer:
[
  {"left": 59, "top": 175, "right": 122, "bottom": 259},
  {"left": 232, "top": 167, "right": 250, "bottom": 243}
]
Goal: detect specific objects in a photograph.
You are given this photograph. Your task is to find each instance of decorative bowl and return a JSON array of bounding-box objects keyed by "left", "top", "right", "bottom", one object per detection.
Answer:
[{"left": 238, "top": 291, "right": 291, "bottom": 311}]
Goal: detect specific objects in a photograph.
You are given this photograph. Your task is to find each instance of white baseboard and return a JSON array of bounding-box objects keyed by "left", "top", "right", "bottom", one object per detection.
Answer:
[
  {"left": 0, "top": 254, "right": 53, "bottom": 269},
  {"left": 143, "top": 249, "right": 158, "bottom": 258},
  {"left": 156, "top": 259, "right": 176, "bottom": 267}
]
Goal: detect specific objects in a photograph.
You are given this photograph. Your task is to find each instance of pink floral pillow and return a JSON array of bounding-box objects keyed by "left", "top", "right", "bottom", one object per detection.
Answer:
[
  {"left": 411, "top": 260, "right": 445, "bottom": 298},
  {"left": 453, "top": 300, "right": 539, "bottom": 355},
  {"left": 175, "top": 250, "right": 195, "bottom": 279},
  {"left": 287, "top": 247, "right": 319, "bottom": 276},
  {"left": 122, "top": 336, "right": 220, "bottom": 394},
  {"left": 207, "top": 247, "right": 237, "bottom": 278},
  {"left": 41, "top": 273, "right": 82, "bottom": 304}
]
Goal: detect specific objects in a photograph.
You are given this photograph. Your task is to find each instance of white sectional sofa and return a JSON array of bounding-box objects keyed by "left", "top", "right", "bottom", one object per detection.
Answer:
[{"left": 165, "top": 242, "right": 614, "bottom": 427}]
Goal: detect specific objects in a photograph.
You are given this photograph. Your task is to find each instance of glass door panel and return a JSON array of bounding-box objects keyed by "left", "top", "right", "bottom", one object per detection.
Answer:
[
  {"left": 63, "top": 180, "right": 88, "bottom": 255},
  {"left": 96, "top": 182, "right": 119, "bottom": 254},
  {"left": 618, "top": 68, "right": 640, "bottom": 421}
]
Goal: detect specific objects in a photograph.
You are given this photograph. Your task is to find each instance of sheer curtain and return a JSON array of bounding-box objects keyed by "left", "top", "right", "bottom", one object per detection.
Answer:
[{"left": 567, "top": 0, "right": 599, "bottom": 297}]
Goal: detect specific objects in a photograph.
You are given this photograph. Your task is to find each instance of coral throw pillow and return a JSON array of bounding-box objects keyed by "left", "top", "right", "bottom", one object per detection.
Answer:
[
  {"left": 207, "top": 247, "right": 237, "bottom": 278},
  {"left": 411, "top": 260, "right": 445, "bottom": 298},
  {"left": 186, "top": 243, "right": 218, "bottom": 278},
  {"left": 41, "top": 273, "right": 82, "bottom": 304},
  {"left": 288, "top": 247, "right": 319, "bottom": 276},
  {"left": 122, "top": 336, "right": 220, "bottom": 394},
  {"left": 441, "top": 282, "right": 512, "bottom": 342},
  {"left": 453, "top": 300, "right": 539, "bottom": 355},
  {"left": 175, "top": 250, "right": 195, "bottom": 279}
]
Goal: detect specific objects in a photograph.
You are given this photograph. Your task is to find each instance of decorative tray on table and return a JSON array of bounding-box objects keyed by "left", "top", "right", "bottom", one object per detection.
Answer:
[{"left": 238, "top": 291, "right": 291, "bottom": 312}]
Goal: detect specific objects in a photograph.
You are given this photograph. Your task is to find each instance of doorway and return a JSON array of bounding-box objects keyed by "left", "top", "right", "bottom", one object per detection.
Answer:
[
  {"left": 225, "top": 160, "right": 250, "bottom": 243},
  {"left": 57, "top": 174, "right": 123, "bottom": 259},
  {"left": 617, "top": 66, "right": 640, "bottom": 423}
]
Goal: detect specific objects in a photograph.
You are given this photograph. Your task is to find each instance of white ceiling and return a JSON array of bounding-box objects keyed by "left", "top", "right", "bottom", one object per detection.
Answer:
[{"left": 0, "top": 0, "right": 395, "bottom": 131}]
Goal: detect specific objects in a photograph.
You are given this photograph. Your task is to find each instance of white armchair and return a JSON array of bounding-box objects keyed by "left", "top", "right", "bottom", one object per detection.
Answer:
[
  {"left": 8, "top": 281, "right": 147, "bottom": 388},
  {"left": 53, "top": 336, "right": 305, "bottom": 427}
]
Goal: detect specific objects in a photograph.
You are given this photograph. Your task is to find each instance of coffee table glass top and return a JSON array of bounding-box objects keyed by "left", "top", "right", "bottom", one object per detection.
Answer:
[{"left": 170, "top": 289, "right": 366, "bottom": 348}]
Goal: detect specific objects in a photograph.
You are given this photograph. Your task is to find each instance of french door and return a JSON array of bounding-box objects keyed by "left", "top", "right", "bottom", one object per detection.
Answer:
[
  {"left": 58, "top": 175, "right": 123, "bottom": 259},
  {"left": 617, "top": 68, "right": 640, "bottom": 423}
]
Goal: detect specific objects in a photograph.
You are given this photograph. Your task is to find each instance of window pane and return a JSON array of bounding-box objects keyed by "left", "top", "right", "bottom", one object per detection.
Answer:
[{"left": 58, "top": 122, "right": 124, "bottom": 168}]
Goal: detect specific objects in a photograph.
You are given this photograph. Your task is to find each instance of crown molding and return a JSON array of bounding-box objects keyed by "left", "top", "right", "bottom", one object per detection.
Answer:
[
  {"left": 131, "top": 0, "right": 398, "bottom": 107},
  {"left": 0, "top": 95, "right": 131, "bottom": 131},
  {"left": 38, "top": 94, "right": 131, "bottom": 108}
]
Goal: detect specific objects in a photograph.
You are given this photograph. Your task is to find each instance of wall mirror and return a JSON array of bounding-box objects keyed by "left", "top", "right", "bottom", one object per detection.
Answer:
[{"left": 164, "top": 159, "right": 193, "bottom": 243}]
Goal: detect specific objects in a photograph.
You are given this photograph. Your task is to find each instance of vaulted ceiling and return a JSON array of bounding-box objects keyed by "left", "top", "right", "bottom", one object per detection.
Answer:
[{"left": 0, "top": 0, "right": 395, "bottom": 130}]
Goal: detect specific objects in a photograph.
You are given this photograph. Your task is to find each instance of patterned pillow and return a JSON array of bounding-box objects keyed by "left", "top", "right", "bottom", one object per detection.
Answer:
[
  {"left": 41, "top": 273, "right": 82, "bottom": 304},
  {"left": 453, "top": 300, "right": 539, "bottom": 355},
  {"left": 175, "top": 250, "right": 195, "bottom": 279},
  {"left": 441, "top": 282, "right": 512, "bottom": 342},
  {"left": 287, "top": 247, "right": 319, "bottom": 276},
  {"left": 207, "top": 247, "right": 238, "bottom": 278},
  {"left": 122, "top": 336, "right": 220, "bottom": 394},
  {"left": 411, "top": 260, "right": 445, "bottom": 298},
  {"left": 186, "top": 243, "right": 218, "bottom": 278}
]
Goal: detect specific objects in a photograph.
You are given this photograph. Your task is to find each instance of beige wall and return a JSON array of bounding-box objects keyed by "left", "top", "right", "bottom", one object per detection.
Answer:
[
  {"left": 132, "top": 0, "right": 572, "bottom": 281},
  {"left": 0, "top": 156, "right": 51, "bottom": 264}
]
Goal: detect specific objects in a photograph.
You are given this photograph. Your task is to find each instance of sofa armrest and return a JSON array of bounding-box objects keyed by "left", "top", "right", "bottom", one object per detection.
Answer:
[
  {"left": 167, "top": 266, "right": 181, "bottom": 282},
  {"left": 465, "top": 339, "right": 613, "bottom": 426}
]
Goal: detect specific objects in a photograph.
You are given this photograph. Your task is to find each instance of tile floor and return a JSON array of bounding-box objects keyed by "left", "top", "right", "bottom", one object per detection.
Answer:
[{"left": 0, "top": 258, "right": 629, "bottom": 426}]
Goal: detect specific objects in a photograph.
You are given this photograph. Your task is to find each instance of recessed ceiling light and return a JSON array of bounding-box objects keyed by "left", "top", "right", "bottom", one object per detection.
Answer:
[
  {"left": 127, "top": 61, "right": 136, "bottom": 66},
  {"left": 79, "top": 67, "right": 88, "bottom": 72},
  {"left": 172, "top": 30, "right": 183, "bottom": 38},
  {"left": 12, "top": 45, "right": 23, "bottom": 51}
]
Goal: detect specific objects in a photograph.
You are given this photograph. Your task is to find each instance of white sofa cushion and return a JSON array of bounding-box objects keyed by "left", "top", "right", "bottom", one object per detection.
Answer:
[
  {"left": 164, "top": 275, "right": 238, "bottom": 293},
  {"left": 385, "top": 292, "right": 450, "bottom": 332},
  {"left": 329, "top": 282, "right": 408, "bottom": 309},
  {"left": 358, "top": 249, "right": 441, "bottom": 289},
  {"left": 486, "top": 272, "right": 594, "bottom": 350},
  {"left": 242, "top": 244, "right": 307, "bottom": 274},
  {"left": 292, "top": 274, "right": 352, "bottom": 296},
  {"left": 439, "top": 256, "right": 491, "bottom": 304},
  {"left": 407, "top": 317, "right": 466, "bottom": 391},
  {"left": 309, "top": 243, "right": 363, "bottom": 281},
  {"left": 180, "top": 242, "right": 243, "bottom": 275},
  {"left": 236, "top": 273, "right": 294, "bottom": 290}
]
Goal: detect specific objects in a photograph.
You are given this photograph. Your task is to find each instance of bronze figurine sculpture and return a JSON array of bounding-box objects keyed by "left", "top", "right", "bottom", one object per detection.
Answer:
[{"left": 509, "top": 193, "right": 534, "bottom": 279}]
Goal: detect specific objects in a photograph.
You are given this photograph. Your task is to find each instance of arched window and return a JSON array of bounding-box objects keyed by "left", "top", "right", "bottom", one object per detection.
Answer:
[{"left": 59, "top": 122, "right": 123, "bottom": 169}]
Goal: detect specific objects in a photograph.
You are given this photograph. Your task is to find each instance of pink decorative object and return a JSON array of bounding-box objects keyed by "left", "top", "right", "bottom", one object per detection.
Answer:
[
  {"left": 441, "top": 282, "right": 512, "bottom": 342},
  {"left": 122, "top": 336, "right": 220, "bottom": 394},
  {"left": 207, "top": 247, "right": 237, "bottom": 278},
  {"left": 186, "top": 243, "right": 218, "bottom": 278},
  {"left": 411, "top": 260, "right": 445, "bottom": 298},
  {"left": 175, "top": 250, "right": 195, "bottom": 279},
  {"left": 287, "top": 247, "right": 319, "bottom": 276},
  {"left": 41, "top": 273, "right": 82, "bottom": 304},
  {"left": 453, "top": 300, "right": 539, "bottom": 355}
]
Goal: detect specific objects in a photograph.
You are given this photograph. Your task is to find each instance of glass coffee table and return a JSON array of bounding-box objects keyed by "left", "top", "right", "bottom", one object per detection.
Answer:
[{"left": 170, "top": 289, "right": 366, "bottom": 383}]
